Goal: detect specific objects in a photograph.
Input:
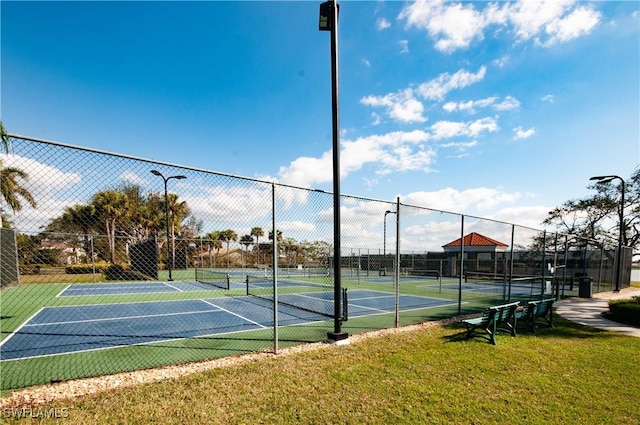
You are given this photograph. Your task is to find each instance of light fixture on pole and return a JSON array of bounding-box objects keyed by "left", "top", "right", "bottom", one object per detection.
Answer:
[
  {"left": 589, "top": 175, "right": 625, "bottom": 292},
  {"left": 319, "top": 0, "right": 347, "bottom": 343},
  {"left": 151, "top": 170, "right": 187, "bottom": 282}
]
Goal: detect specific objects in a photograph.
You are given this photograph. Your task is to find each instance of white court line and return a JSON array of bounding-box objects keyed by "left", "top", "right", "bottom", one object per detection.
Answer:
[
  {"left": 22, "top": 308, "right": 222, "bottom": 328},
  {"left": 200, "top": 299, "right": 267, "bottom": 329},
  {"left": 55, "top": 284, "right": 73, "bottom": 298},
  {"left": 0, "top": 326, "right": 270, "bottom": 363},
  {"left": 0, "top": 307, "right": 47, "bottom": 349},
  {"left": 163, "top": 282, "right": 184, "bottom": 292}
]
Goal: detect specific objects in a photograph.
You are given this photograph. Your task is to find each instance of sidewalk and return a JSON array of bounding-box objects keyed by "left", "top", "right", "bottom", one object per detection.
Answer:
[{"left": 555, "top": 287, "right": 640, "bottom": 338}]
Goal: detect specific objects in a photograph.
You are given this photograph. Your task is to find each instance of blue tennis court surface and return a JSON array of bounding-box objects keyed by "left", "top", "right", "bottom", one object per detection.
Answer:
[{"left": 0, "top": 290, "right": 454, "bottom": 361}]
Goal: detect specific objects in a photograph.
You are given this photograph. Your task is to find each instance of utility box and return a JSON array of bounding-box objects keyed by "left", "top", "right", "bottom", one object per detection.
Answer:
[{"left": 578, "top": 276, "right": 593, "bottom": 298}]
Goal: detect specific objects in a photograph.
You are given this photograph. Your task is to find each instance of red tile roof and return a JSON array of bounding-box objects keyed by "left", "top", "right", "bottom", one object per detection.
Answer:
[{"left": 442, "top": 232, "right": 508, "bottom": 248}]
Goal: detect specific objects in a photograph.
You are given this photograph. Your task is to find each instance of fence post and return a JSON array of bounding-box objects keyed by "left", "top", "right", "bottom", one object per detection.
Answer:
[
  {"left": 272, "top": 183, "right": 278, "bottom": 354},
  {"left": 458, "top": 215, "right": 464, "bottom": 315},
  {"left": 394, "top": 197, "right": 400, "bottom": 328}
]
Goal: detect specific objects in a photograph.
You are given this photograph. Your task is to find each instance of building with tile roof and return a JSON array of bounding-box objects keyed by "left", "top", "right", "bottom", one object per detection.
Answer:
[
  {"left": 441, "top": 232, "right": 509, "bottom": 276},
  {"left": 442, "top": 232, "right": 508, "bottom": 253}
]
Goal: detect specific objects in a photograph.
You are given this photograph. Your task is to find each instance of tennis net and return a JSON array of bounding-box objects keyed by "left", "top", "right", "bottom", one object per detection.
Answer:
[
  {"left": 194, "top": 269, "right": 230, "bottom": 290},
  {"left": 464, "top": 272, "right": 545, "bottom": 294},
  {"left": 401, "top": 269, "right": 441, "bottom": 280},
  {"left": 245, "top": 274, "right": 348, "bottom": 320}
]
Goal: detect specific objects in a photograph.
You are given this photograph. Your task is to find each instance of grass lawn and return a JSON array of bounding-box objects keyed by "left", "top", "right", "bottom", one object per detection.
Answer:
[{"left": 2, "top": 315, "right": 639, "bottom": 424}]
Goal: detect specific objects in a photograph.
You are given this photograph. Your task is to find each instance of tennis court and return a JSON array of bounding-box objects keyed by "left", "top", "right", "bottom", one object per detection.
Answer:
[{"left": 0, "top": 287, "right": 453, "bottom": 361}]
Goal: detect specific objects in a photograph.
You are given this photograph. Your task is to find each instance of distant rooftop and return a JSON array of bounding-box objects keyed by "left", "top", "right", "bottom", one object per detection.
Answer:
[{"left": 442, "top": 232, "right": 508, "bottom": 248}]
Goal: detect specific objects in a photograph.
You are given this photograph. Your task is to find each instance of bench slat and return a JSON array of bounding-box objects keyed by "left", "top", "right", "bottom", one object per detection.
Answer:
[
  {"left": 462, "top": 301, "right": 519, "bottom": 345},
  {"left": 517, "top": 298, "right": 554, "bottom": 334}
]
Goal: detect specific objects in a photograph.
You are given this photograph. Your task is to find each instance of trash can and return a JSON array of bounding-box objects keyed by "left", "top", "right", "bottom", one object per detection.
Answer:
[{"left": 578, "top": 276, "right": 593, "bottom": 298}]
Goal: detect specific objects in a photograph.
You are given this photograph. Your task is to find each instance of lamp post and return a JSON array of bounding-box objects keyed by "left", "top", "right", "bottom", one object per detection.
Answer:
[
  {"left": 383, "top": 209, "right": 397, "bottom": 257},
  {"left": 319, "top": 0, "right": 347, "bottom": 342},
  {"left": 151, "top": 170, "right": 186, "bottom": 281},
  {"left": 589, "top": 175, "right": 625, "bottom": 292}
]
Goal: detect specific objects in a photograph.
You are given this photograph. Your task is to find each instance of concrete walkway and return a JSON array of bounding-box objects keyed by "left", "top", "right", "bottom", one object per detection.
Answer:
[{"left": 555, "top": 288, "right": 640, "bottom": 338}]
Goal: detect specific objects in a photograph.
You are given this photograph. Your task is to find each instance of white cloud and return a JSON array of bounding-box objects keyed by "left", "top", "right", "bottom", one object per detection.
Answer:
[
  {"left": 541, "top": 94, "right": 555, "bottom": 103},
  {"left": 513, "top": 126, "right": 536, "bottom": 140},
  {"left": 438, "top": 140, "right": 478, "bottom": 158},
  {"left": 361, "top": 67, "right": 485, "bottom": 124},
  {"left": 399, "top": 0, "right": 491, "bottom": 53},
  {"left": 361, "top": 88, "right": 426, "bottom": 123},
  {"left": 442, "top": 96, "right": 498, "bottom": 113},
  {"left": 376, "top": 17, "right": 391, "bottom": 30},
  {"left": 438, "top": 140, "right": 477, "bottom": 151},
  {"left": 416, "top": 67, "right": 486, "bottom": 101},
  {"left": 120, "top": 170, "right": 147, "bottom": 186},
  {"left": 492, "top": 205, "right": 551, "bottom": 231},
  {"left": 493, "top": 96, "right": 521, "bottom": 111},
  {"left": 493, "top": 55, "right": 510, "bottom": 68},
  {"left": 276, "top": 130, "right": 435, "bottom": 187},
  {"left": 1, "top": 154, "right": 81, "bottom": 194},
  {"left": 278, "top": 152, "right": 333, "bottom": 187},
  {"left": 542, "top": 5, "right": 601, "bottom": 45},
  {"left": 185, "top": 184, "right": 273, "bottom": 225},
  {"left": 402, "top": 187, "right": 522, "bottom": 213},
  {"left": 399, "top": 39, "right": 409, "bottom": 54},
  {"left": 278, "top": 220, "right": 316, "bottom": 234},
  {"left": 430, "top": 117, "right": 499, "bottom": 139},
  {"left": 398, "top": 0, "right": 601, "bottom": 53},
  {"left": 509, "top": 0, "right": 601, "bottom": 46}
]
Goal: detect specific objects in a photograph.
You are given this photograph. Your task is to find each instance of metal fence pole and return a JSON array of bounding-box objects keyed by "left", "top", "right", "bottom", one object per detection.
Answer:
[
  {"left": 272, "top": 183, "right": 278, "bottom": 354},
  {"left": 394, "top": 197, "right": 400, "bottom": 328}
]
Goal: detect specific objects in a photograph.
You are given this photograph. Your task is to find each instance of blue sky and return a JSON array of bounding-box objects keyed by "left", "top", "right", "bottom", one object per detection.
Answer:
[{"left": 2, "top": 0, "right": 639, "bottom": 234}]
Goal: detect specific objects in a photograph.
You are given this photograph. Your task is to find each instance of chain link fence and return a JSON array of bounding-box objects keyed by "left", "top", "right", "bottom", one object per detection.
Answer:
[{"left": 0, "top": 135, "right": 631, "bottom": 390}]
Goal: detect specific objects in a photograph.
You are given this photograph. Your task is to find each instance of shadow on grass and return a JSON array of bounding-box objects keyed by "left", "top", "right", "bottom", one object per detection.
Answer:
[{"left": 441, "top": 315, "right": 620, "bottom": 344}]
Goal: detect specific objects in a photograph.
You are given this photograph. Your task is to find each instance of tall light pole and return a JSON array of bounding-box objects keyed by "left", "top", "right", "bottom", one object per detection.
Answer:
[
  {"left": 589, "top": 175, "right": 625, "bottom": 292},
  {"left": 151, "top": 170, "right": 186, "bottom": 281},
  {"left": 383, "top": 210, "right": 397, "bottom": 267},
  {"left": 319, "top": 0, "right": 347, "bottom": 343}
]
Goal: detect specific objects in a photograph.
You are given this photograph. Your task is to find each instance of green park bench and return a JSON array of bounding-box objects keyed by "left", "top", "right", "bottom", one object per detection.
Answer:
[
  {"left": 462, "top": 301, "right": 520, "bottom": 345},
  {"left": 517, "top": 298, "right": 555, "bottom": 334}
]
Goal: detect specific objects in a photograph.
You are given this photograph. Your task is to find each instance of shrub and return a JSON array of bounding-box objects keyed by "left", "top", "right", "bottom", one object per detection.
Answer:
[
  {"left": 65, "top": 264, "right": 103, "bottom": 274},
  {"left": 103, "top": 264, "right": 152, "bottom": 281},
  {"left": 608, "top": 297, "right": 640, "bottom": 327}
]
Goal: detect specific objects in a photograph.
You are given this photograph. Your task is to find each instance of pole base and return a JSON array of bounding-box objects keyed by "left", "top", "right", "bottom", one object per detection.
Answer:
[{"left": 327, "top": 331, "right": 349, "bottom": 345}]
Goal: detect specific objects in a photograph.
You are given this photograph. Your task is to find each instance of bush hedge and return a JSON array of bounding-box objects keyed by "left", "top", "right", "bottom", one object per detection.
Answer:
[
  {"left": 65, "top": 264, "right": 108, "bottom": 274},
  {"left": 608, "top": 296, "right": 640, "bottom": 327},
  {"left": 104, "top": 264, "right": 150, "bottom": 281}
]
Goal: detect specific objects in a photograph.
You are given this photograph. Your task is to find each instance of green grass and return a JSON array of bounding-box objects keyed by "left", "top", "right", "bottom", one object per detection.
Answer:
[{"left": 2, "top": 317, "right": 639, "bottom": 424}]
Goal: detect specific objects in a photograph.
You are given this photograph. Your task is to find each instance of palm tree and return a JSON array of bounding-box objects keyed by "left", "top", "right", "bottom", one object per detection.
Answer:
[
  {"left": 219, "top": 229, "right": 238, "bottom": 268},
  {"left": 166, "top": 192, "right": 190, "bottom": 269},
  {"left": 0, "top": 121, "right": 9, "bottom": 153},
  {"left": 268, "top": 229, "right": 283, "bottom": 265},
  {"left": 205, "top": 231, "right": 223, "bottom": 268},
  {"left": 92, "top": 190, "right": 128, "bottom": 263},
  {"left": 54, "top": 204, "right": 98, "bottom": 264},
  {"left": 250, "top": 226, "right": 264, "bottom": 264},
  {"left": 0, "top": 121, "right": 37, "bottom": 227},
  {"left": 240, "top": 234, "right": 254, "bottom": 268},
  {"left": 0, "top": 166, "right": 37, "bottom": 227}
]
